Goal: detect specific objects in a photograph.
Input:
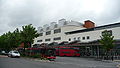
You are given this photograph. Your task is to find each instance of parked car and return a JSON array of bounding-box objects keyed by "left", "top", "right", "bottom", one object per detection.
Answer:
[
  {"left": 1, "top": 51, "right": 6, "bottom": 54},
  {"left": 8, "top": 51, "right": 20, "bottom": 58},
  {"left": 1, "top": 50, "right": 8, "bottom": 55}
]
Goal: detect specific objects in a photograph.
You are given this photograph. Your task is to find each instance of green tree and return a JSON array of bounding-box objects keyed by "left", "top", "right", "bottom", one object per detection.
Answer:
[
  {"left": 0, "top": 32, "right": 13, "bottom": 50},
  {"left": 0, "top": 34, "right": 8, "bottom": 49},
  {"left": 20, "top": 24, "right": 39, "bottom": 48},
  {"left": 0, "top": 24, "right": 39, "bottom": 51},
  {"left": 13, "top": 28, "right": 22, "bottom": 48},
  {"left": 100, "top": 30, "right": 115, "bottom": 51}
]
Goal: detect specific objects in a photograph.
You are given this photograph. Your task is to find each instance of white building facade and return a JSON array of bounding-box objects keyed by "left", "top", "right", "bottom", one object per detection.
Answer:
[{"left": 33, "top": 19, "right": 120, "bottom": 45}]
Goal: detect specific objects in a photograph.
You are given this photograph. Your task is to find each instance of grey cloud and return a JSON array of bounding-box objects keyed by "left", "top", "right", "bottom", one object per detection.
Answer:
[
  {"left": 0, "top": 0, "right": 120, "bottom": 35},
  {"left": 95, "top": 0, "right": 120, "bottom": 25}
]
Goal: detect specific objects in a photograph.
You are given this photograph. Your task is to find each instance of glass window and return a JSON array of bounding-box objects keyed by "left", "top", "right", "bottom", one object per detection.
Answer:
[
  {"left": 82, "top": 37, "right": 85, "bottom": 40},
  {"left": 87, "top": 36, "right": 90, "bottom": 39},
  {"left": 45, "top": 39, "right": 51, "bottom": 41},
  {"left": 78, "top": 37, "right": 80, "bottom": 40},
  {"left": 102, "top": 30, "right": 112, "bottom": 36},
  {"left": 108, "top": 30, "right": 112, "bottom": 36},
  {"left": 54, "top": 29, "right": 61, "bottom": 34},
  {"left": 54, "top": 37, "right": 61, "bottom": 40},
  {"left": 40, "top": 29, "right": 43, "bottom": 32},
  {"left": 14, "top": 51, "right": 19, "bottom": 53},
  {"left": 37, "top": 40, "right": 42, "bottom": 42},
  {"left": 54, "top": 24, "right": 58, "bottom": 28},
  {"left": 62, "top": 52, "right": 70, "bottom": 53},
  {"left": 46, "top": 31, "right": 51, "bottom": 35},
  {"left": 39, "top": 33, "right": 43, "bottom": 36},
  {"left": 69, "top": 38, "right": 71, "bottom": 41},
  {"left": 46, "top": 27, "right": 50, "bottom": 30},
  {"left": 74, "top": 38, "right": 76, "bottom": 41},
  {"left": 64, "top": 22, "right": 67, "bottom": 25}
]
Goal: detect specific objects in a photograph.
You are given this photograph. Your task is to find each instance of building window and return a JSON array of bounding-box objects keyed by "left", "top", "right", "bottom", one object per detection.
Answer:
[
  {"left": 54, "top": 29, "right": 61, "bottom": 34},
  {"left": 40, "top": 29, "right": 43, "bottom": 32},
  {"left": 78, "top": 37, "right": 80, "bottom": 40},
  {"left": 46, "top": 27, "right": 50, "bottom": 30},
  {"left": 54, "top": 37, "right": 61, "bottom": 40},
  {"left": 82, "top": 37, "right": 85, "bottom": 40},
  {"left": 74, "top": 38, "right": 76, "bottom": 41},
  {"left": 102, "top": 30, "right": 112, "bottom": 36},
  {"left": 87, "top": 36, "right": 90, "bottom": 39},
  {"left": 54, "top": 24, "right": 58, "bottom": 28},
  {"left": 69, "top": 38, "right": 71, "bottom": 41},
  {"left": 37, "top": 40, "right": 42, "bottom": 42},
  {"left": 46, "top": 31, "right": 51, "bottom": 35},
  {"left": 64, "top": 21, "right": 67, "bottom": 25},
  {"left": 45, "top": 39, "right": 51, "bottom": 41},
  {"left": 39, "top": 33, "right": 43, "bottom": 36}
]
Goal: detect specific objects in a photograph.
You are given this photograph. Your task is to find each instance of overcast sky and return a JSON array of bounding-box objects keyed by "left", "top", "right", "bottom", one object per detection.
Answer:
[{"left": 0, "top": 0, "right": 120, "bottom": 35}]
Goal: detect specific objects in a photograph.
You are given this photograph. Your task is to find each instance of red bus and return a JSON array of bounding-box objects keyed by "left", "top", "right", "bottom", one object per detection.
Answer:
[
  {"left": 26, "top": 47, "right": 56, "bottom": 60},
  {"left": 55, "top": 47, "right": 80, "bottom": 56},
  {"left": 54, "top": 47, "right": 59, "bottom": 56}
]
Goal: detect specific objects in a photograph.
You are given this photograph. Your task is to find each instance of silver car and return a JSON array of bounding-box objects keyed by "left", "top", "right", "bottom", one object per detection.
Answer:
[{"left": 8, "top": 51, "right": 20, "bottom": 58}]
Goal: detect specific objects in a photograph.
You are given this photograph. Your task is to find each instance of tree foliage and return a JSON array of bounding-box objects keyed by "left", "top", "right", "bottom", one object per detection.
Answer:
[
  {"left": 20, "top": 24, "right": 39, "bottom": 48},
  {"left": 0, "top": 24, "right": 39, "bottom": 50},
  {"left": 100, "top": 30, "right": 115, "bottom": 51}
]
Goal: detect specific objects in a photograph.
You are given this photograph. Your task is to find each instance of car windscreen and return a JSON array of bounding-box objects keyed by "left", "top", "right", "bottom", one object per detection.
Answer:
[{"left": 14, "top": 51, "right": 19, "bottom": 53}]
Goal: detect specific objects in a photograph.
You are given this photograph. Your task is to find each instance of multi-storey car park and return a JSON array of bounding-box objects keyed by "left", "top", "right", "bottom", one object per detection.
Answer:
[{"left": 33, "top": 19, "right": 120, "bottom": 57}]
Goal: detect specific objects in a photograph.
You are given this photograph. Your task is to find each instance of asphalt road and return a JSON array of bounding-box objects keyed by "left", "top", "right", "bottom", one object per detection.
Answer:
[{"left": 0, "top": 55, "right": 119, "bottom": 68}]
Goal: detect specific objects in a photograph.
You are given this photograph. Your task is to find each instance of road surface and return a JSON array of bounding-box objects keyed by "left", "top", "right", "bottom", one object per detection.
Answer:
[{"left": 0, "top": 55, "right": 119, "bottom": 68}]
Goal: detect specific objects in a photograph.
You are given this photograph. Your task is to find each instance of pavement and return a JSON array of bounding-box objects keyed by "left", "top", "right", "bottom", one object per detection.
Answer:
[
  {"left": 0, "top": 55, "right": 120, "bottom": 68},
  {"left": 0, "top": 55, "right": 8, "bottom": 58}
]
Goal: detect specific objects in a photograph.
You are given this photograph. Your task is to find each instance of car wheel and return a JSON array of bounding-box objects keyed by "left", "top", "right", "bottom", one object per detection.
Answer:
[
  {"left": 17, "top": 56, "right": 20, "bottom": 58},
  {"left": 10, "top": 55, "right": 13, "bottom": 58},
  {"left": 8, "top": 54, "right": 11, "bottom": 57}
]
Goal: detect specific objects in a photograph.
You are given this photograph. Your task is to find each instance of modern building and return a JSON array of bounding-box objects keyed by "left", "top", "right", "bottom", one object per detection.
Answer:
[
  {"left": 33, "top": 19, "right": 120, "bottom": 57},
  {"left": 33, "top": 19, "right": 120, "bottom": 46}
]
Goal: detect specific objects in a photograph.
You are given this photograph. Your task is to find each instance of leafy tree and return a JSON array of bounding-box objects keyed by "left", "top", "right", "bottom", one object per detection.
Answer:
[
  {"left": 100, "top": 30, "right": 115, "bottom": 51},
  {"left": 0, "top": 32, "right": 12, "bottom": 50},
  {"left": 13, "top": 28, "right": 22, "bottom": 48},
  {"left": 0, "top": 24, "right": 39, "bottom": 51},
  {"left": 20, "top": 24, "right": 39, "bottom": 48},
  {"left": 0, "top": 34, "right": 7, "bottom": 49}
]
